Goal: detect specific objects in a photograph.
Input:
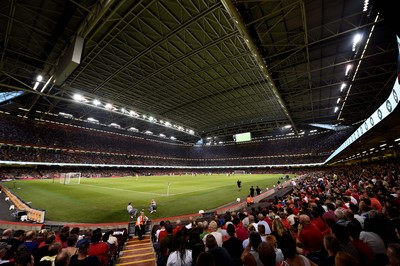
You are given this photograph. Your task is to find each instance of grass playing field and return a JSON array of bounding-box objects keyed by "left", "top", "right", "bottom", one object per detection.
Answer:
[{"left": 3, "top": 173, "right": 294, "bottom": 223}]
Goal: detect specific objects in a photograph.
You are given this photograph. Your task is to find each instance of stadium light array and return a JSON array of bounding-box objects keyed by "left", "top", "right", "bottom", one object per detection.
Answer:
[
  {"left": 128, "top": 127, "right": 138, "bottom": 132},
  {"left": 68, "top": 93, "right": 196, "bottom": 140},
  {"left": 129, "top": 110, "right": 138, "bottom": 117},
  {"left": 363, "top": 0, "right": 369, "bottom": 12}
]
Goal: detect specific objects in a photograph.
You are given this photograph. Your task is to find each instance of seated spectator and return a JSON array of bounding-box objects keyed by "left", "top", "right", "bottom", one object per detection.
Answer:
[
  {"left": 330, "top": 224, "right": 359, "bottom": 261},
  {"left": 34, "top": 234, "right": 56, "bottom": 265},
  {"left": 205, "top": 234, "right": 232, "bottom": 266},
  {"left": 242, "top": 224, "right": 256, "bottom": 250},
  {"left": 257, "top": 214, "right": 271, "bottom": 234},
  {"left": 173, "top": 220, "right": 183, "bottom": 235},
  {"left": 296, "top": 215, "right": 323, "bottom": 255},
  {"left": 9, "top": 230, "right": 25, "bottom": 256},
  {"left": 0, "top": 242, "right": 13, "bottom": 266},
  {"left": 88, "top": 229, "right": 109, "bottom": 266},
  {"left": 335, "top": 251, "right": 359, "bottom": 266},
  {"left": 23, "top": 231, "right": 38, "bottom": 253},
  {"left": 150, "top": 199, "right": 157, "bottom": 213},
  {"left": 241, "top": 231, "right": 262, "bottom": 266},
  {"left": 271, "top": 218, "right": 291, "bottom": 249},
  {"left": 69, "top": 242, "right": 99, "bottom": 266},
  {"left": 257, "top": 242, "right": 276, "bottom": 266},
  {"left": 387, "top": 243, "right": 400, "bottom": 266},
  {"left": 347, "top": 223, "right": 373, "bottom": 266},
  {"left": 222, "top": 223, "right": 243, "bottom": 266},
  {"left": 266, "top": 235, "right": 284, "bottom": 264},
  {"left": 15, "top": 250, "right": 34, "bottom": 266},
  {"left": 102, "top": 231, "right": 117, "bottom": 247},
  {"left": 202, "top": 221, "right": 222, "bottom": 247},
  {"left": 62, "top": 234, "right": 78, "bottom": 259},
  {"left": 39, "top": 242, "right": 61, "bottom": 266},
  {"left": 55, "top": 250, "right": 69, "bottom": 266},
  {"left": 279, "top": 237, "right": 317, "bottom": 266},
  {"left": 195, "top": 251, "right": 215, "bottom": 266},
  {"left": 322, "top": 235, "right": 340, "bottom": 266},
  {"left": 187, "top": 228, "right": 205, "bottom": 265},
  {"left": 76, "top": 229, "right": 91, "bottom": 247},
  {"left": 158, "top": 223, "right": 174, "bottom": 265},
  {"left": 166, "top": 230, "right": 192, "bottom": 266}
]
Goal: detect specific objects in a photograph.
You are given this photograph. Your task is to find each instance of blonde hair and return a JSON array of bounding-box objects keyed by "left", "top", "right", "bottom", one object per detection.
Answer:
[{"left": 272, "top": 218, "right": 286, "bottom": 237}]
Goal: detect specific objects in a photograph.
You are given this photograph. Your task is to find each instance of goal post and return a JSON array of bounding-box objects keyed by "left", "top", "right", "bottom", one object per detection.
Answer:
[
  {"left": 60, "top": 172, "right": 81, "bottom": 185},
  {"left": 233, "top": 170, "right": 246, "bottom": 175}
]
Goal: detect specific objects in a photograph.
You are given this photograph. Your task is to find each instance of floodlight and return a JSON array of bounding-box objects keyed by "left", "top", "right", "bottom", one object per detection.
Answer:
[
  {"left": 165, "top": 121, "right": 171, "bottom": 126},
  {"left": 145, "top": 130, "right": 153, "bottom": 135},
  {"left": 129, "top": 110, "right": 138, "bottom": 116},
  {"left": 353, "top": 34, "right": 362, "bottom": 45},
  {"left": 189, "top": 130, "right": 194, "bottom": 134},
  {"left": 334, "top": 106, "right": 339, "bottom": 113},
  {"left": 340, "top": 83, "right": 346, "bottom": 92},
  {"left": 345, "top": 64, "right": 352, "bottom": 76},
  {"left": 149, "top": 116, "right": 154, "bottom": 121},
  {"left": 36, "top": 75, "right": 43, "bottom": 82},
  {"left": 337, "top": 98, "right": 341, "bottom": 104},
  {"left": 105, "top": 103, "right": 113, "bottom": 109},
  {"left": 170, "top": 136, "right": 176, "bottom": 140},
  {"left": 121, "top": 108, "right": 125, "bottom": 113},
  {"left": 159, "top": 133, "right": 166, "bottom": 138},
  {"left": 93, "top": 99, "right": 101, "bottom": 106},
  {"left": 73, "top": 94, "right": 85, "bottom": 102},
  {"left": 33, "top": 82, "right": 39, "bottom": 91}
]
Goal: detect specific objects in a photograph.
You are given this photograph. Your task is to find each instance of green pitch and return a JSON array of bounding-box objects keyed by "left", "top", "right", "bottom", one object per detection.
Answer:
[{"left": 3, "top": 174, "right": 293, "bottom": 223}]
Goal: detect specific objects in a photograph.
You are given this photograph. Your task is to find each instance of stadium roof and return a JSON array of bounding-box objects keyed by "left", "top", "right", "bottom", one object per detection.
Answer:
[{"left": 0, "top": 0, "right": 399, "bottom": 150}]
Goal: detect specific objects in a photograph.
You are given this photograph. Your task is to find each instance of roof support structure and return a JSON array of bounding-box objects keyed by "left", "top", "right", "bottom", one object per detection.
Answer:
[{"left": 221, "top": 0, "right": 298, "bottom": 134}]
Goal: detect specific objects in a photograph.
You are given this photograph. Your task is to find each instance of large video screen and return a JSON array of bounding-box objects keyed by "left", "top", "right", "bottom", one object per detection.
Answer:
[{"left": 233, "top": 132, "right": 252, "bottom": 143}]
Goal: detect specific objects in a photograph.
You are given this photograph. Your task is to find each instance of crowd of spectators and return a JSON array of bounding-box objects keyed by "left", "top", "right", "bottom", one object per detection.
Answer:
[
  {"left": 0, "top": 225, "right": 127, "bottom": 266},
  {"left": 0, "top": 113, "right": 350, "bottom": 168},
  {"left": 147, "top": 161, "right": 400, "bottom": 265}
]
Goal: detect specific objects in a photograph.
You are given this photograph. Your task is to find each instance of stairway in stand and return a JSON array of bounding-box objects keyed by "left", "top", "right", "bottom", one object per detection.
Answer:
[{"left": 116, "top": 235, "right": 156, "bottom": 266}]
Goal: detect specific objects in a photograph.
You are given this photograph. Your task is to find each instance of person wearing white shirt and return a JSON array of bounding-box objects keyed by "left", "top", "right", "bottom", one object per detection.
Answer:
[
  {"left": 202, "top": 221, "right": 223, "bottom": 247},
  {"left": 257, "top": 214, "right": 271, "bottom": 234}
]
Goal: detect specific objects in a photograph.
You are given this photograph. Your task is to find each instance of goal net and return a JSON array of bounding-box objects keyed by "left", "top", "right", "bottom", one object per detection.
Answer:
[
  {"left": 233, "top": 170, "right": 246, "bottom": 175},
  {"left": 60, "top": 172, "right": 81, "bottom": 185}
]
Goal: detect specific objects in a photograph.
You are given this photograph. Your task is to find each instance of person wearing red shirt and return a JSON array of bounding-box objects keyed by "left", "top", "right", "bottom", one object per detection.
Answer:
[
  {"left": 88, "top": 229, "right": 109, "bottom": 266},
  {"left": 367, "top": 192, "right": 383, "bottom": 212},
  {"left": 296, "top": 215, "right": 324, "bottom": 255},
  {"left": 172, "top": 220, "right": 183, "bottom": 235}
]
